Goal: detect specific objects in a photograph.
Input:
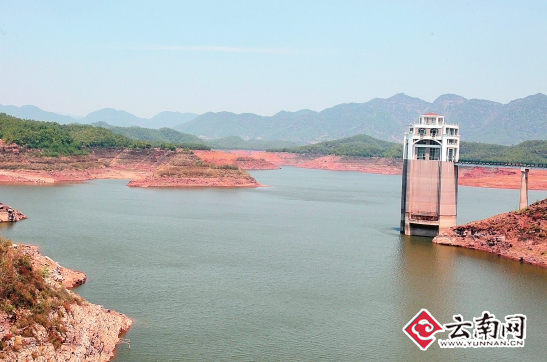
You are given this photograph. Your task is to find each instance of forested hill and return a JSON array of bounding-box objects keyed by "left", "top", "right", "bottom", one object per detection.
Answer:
[
  {"left": 269, "top": 134, "right": 403, "bottom": 158},
  {"left": 93, "top": 123, "right": 301, "bottom": 151},
  {"left": 0, "top": 113, "right": 209, "bottom": 156},
  {"left": 271, "top": 133, "right": 547, "bottom": 164},
  {"left": 92, "top": 122, "right": 206, "bottom": 146},
  {"left": 459, "top": 141, "right": 547, "bottom": 164}
]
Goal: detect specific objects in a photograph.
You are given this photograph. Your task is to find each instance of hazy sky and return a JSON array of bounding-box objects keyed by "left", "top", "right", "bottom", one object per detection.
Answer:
[{"left": 1, "top": 1, "right": 546, "bottom": 117}]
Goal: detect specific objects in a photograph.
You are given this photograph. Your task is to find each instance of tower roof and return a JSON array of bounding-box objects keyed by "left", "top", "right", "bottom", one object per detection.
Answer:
[{"left": 423, "top": 112, "right": 439, "bottom": 116}]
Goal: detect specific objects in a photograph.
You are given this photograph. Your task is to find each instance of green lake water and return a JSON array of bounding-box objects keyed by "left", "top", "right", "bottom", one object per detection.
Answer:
[{"left": 1, "top": 167, "right": 547, "bottom": 361}]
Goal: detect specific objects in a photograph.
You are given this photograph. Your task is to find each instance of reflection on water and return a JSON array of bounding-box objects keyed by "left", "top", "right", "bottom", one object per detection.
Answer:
[{"left": 0, "top": 168, "right": 547, "bottom": 361}]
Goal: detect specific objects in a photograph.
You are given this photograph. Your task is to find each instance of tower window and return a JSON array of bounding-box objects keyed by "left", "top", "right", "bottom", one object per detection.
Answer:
[
  {"left": 417, "top": 148, "right": 426, "bottom": 160},
  {"left": 448, "top": 148, "right": 455, "bottom": 162},
  {"left": 429, "top": 148, "right": 439, "bottom": 160}
]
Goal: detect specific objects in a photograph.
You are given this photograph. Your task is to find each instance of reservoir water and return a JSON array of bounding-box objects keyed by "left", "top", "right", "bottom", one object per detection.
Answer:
[{"left": 1, "top": 167, "right": 547, "bottom": 361}]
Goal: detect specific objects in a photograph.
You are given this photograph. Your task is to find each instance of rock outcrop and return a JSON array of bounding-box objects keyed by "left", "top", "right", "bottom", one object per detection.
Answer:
[
  {"left": 0, "top": 303, "right": 132, "bottom": 362},
  {"left": 18, "top": 244, "right": 86, "bottom": 289},
  {"left": 0, "top": 244, "right": 132, "bottom": 362},
  {"left": 0, "top": 204, "right": 27, "bottom": 223},
  {"left": 433, "top": 199, "right": 547, "bottom": 268}
]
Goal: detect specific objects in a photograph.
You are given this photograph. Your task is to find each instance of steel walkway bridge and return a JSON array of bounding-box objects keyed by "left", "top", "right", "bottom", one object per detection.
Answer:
[
  {"left": 456, "top": 160, "right": 542, "bottom": 209},
  {"left": 457, "top": 160, "right": 547, "bottom": 169}
]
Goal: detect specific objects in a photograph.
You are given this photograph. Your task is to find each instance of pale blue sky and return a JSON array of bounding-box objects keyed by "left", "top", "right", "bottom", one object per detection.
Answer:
[{"left": 1, "top": 1, "right": 546, "bottom": 117}]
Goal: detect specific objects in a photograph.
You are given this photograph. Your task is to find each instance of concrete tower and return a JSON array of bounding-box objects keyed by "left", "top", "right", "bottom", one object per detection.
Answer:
[{"left": 400, "top": 113, "right": 460, "bottom": 237}]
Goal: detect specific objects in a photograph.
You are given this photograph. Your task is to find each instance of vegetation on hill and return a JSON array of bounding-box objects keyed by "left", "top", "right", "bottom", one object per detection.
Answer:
[
  {"left": 268, "top": 134, "right": 403, "bottom": 158},
  {"left": 0, "top": 237, "right": 79, "bottom": 350},
  {"left": 206, "top": 136, "right": 300, "bottom": 150},
  {"left": 0, "top": 114, "right": 209, "bottom": 156},
  {"left": 0, "top": 114, "right": 85, "bottom": 156},
  {"left": 271, "top": 133, "right": 547, "bottom": 164},
  {"left": 92, "top": 122, "right": 208, "bottom": 150},
  {"left": 460, "top": 141, "right": 547, "bottom": 164}
]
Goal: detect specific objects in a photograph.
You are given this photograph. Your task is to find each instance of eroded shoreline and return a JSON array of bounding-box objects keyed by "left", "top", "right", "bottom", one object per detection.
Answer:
[
  {"left": 1, "top": 148, "right": 547, "bottom": 191},
  {"left": 433, "top": 199, "right": 547, "bottom": 269}
]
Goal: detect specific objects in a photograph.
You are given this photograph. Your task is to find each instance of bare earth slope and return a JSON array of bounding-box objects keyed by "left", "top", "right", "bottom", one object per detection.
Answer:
[
  {"left": 0, "top": 147, "right": 261, "bottom": 188},
  {"left": 433, "top": 199, "right": 547, "bottom": 268}
]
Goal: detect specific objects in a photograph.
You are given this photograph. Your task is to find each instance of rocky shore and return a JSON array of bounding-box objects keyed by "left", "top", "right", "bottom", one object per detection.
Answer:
[
  {"left": 0, "top": 243, "right": 132, "bottom": 362},
  {"left": 0, "top": 204, "right": 27, "bottom": 223},
  {"left": 433, "top": 199, "right": 547, "bottom": 268}
]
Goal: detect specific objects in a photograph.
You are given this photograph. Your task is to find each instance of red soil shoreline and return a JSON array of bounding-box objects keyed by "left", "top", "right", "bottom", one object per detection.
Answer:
[
  {"left": 0, "top": 147, "right": 546, "bottom": 190},
  {"left": 231, "top": 151, "right": 547, "bottom": 190},
  {"left": 0, "top": 148, "right": 262, "bottom": 188},
  {"left": 433, "top": 199, "right": 547, "bottom": 269}
]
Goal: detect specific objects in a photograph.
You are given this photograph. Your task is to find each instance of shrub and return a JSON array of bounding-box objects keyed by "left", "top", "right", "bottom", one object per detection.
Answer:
[{"left": 0, "top": 237, "right": 79, "bottom": 350}]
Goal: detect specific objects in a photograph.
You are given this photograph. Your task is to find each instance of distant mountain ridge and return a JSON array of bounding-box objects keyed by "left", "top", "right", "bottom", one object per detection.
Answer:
[
  {"left": 177, "top": 93, "right": 547, "bottom": 145},
  {"left": 0, "top": 104, "right": 198, "bottom": 129},
  {"left": 2, "top": 93, "right": 547, "bottom": 145}
]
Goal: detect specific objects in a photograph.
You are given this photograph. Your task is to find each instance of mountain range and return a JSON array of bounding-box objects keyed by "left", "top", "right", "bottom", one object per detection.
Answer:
[
  {"left": 0, "top": 104, "right": 198, "bottom": 129},
  {"left": 177, "top": 93, "right": 547, "bottom": 145},
  {"left": 2, "top": 93, "right": 547, "bottom": 146}
]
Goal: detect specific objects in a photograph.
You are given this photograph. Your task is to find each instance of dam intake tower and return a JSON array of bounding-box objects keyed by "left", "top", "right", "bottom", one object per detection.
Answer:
[{"left": 400, "top": 113, "right": 460, "bottom": 237}]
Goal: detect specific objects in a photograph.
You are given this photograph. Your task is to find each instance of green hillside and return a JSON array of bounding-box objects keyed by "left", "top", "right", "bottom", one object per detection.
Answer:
[
  {"left": 271, "top": 132, "right": 547, "bottom": 164},
  {"left": 460, "top": 141, "right": 547, "bottom": 164},
  {"left": 206, "top": 136, "right": 299, "bottom": 150},
  {"left": 93, "top": 122, "right": 206, "bottom": 148},
  {"left": 269, "top": 134, "right": 403, "bottom": 158},
  {"left": 0, "top": 113, "right": 209, "bottom": 156}
]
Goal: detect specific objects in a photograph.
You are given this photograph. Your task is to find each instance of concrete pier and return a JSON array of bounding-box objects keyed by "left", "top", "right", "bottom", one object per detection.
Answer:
[
  {"left": 520, "top": 167, "right": 529, "bottom": 209},
  {"left": 401, "top": 159, "right": 458, "bottom": 237}
]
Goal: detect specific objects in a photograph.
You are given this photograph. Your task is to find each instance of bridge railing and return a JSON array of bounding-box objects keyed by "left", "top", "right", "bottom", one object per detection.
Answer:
[{"left": 457, "top": 159, "right": 547, "bottom": 169}]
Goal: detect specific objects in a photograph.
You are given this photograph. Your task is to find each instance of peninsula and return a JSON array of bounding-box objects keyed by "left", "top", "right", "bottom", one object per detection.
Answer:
[
  {"left": 0, "top": 147, "right": 267, "bottom": 188},
  {"left": 0, "top": 113, "right": 270, "bottom": 188}
]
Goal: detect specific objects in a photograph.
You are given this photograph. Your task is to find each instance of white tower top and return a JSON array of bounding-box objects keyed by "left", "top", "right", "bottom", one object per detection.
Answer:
[{"left": 402, "top": 113, "right": 460, "bottom": 162}]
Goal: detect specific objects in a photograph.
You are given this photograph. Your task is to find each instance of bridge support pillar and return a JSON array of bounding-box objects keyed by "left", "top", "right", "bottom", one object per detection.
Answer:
[{"left": 520, "top": 168, "right": 529, "bottom": 209}]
